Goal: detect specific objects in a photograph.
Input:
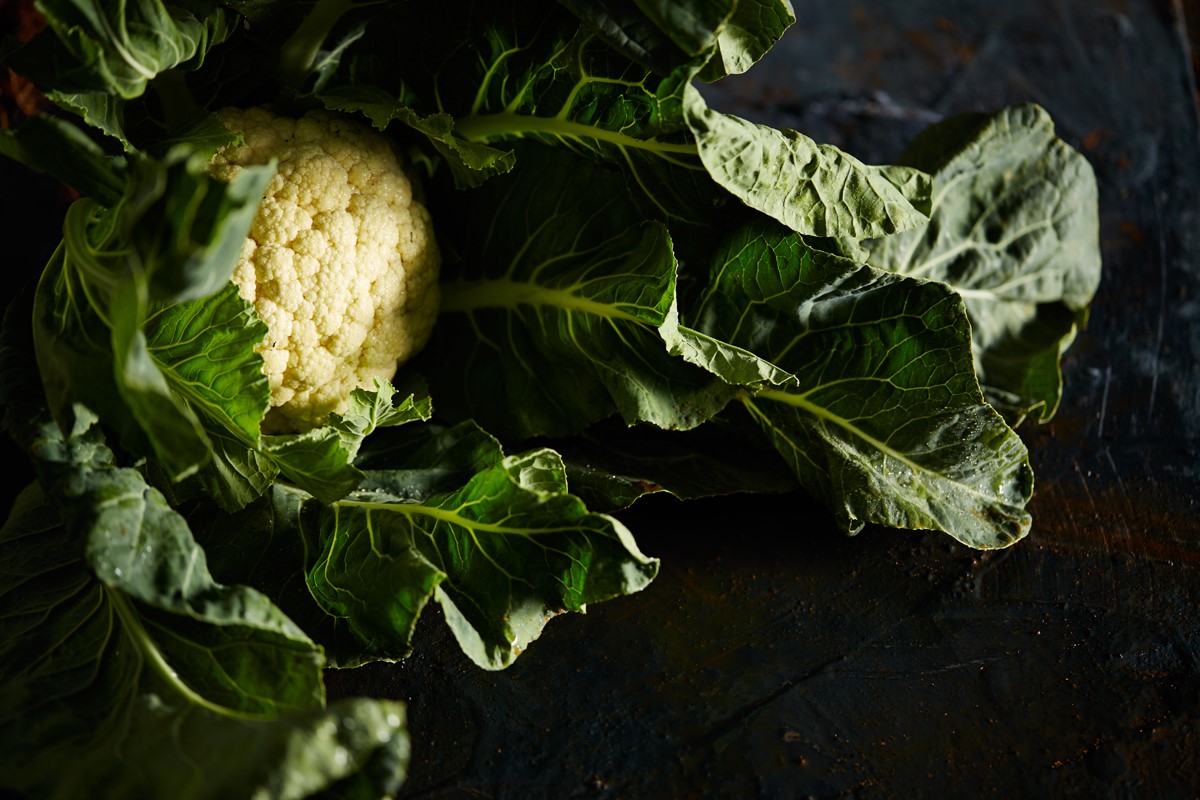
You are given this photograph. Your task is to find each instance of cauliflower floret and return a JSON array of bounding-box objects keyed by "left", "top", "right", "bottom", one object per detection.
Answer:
[{"left": 210, "top": 107, "right": 439, "bottom": 433}]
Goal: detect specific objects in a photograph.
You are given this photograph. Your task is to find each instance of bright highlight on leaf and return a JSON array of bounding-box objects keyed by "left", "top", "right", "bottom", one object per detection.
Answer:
[
  {"left": 865, "top": 104, "right": 1102, "bottom": 423},
  {"left": 687, "top": 220, "right": 1034, "bottom": 549},
  {"left": 683, "top": 85, "right": 934, "bottom": 237},
  {"left": 306, "top": 446, "right": 658, "bottom": 669}
]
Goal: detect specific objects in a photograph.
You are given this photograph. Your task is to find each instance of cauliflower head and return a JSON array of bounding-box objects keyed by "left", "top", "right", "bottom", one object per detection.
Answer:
[{"left": 210, "top": 107, "right": 439, "bottom": 433}]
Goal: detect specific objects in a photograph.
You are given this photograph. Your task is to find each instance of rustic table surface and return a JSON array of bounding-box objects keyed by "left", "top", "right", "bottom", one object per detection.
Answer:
[{"left": 323, "top": 2, "right": 1200, "bottom": 798}]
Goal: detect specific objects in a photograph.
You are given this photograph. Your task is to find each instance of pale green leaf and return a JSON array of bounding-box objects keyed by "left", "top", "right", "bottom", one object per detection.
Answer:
[
  {"left": 690, "top": 219, "right": 1033, "bottom": 549},
  {"left": 865, "top": 104, "right": 1102, "bottom": 423},
  {"left": 683, "top": 84, "right": 932, "bottom": 237},
  {"left": 697, "top": 0, "right": 796, "bottom": 81}
]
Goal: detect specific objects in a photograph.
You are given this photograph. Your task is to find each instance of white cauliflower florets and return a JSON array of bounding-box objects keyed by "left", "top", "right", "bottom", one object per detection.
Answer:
[{"left": 210, "top": 107, "right": 439, "bottom": 433}]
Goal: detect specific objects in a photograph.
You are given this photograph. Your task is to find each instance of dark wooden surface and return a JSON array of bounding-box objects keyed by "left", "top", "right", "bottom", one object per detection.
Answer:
[{"left": 326, "top": 2, "right": 1200, "bottom": 797}]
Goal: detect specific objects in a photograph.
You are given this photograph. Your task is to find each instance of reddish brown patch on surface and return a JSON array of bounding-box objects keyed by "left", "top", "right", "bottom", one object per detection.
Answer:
[
  {"left": 1034, "top": 476, "right": 1200, "bottom": 565},
  {"left": 2, "top": 0, "right": 46, "bottom": 41},
  {"left": 1117, "top": 220, "right": 1148, "bottom": 246},
  {"left": 843, "top": 6, "right": 983, "bottom": 88},
  {"left": 1, "top": 0, "right": 50, "bottom": 129},
  {"left": 0, "top": 71, "right": 48, "bottom": 128},
  {"left": 1080, "top": 128, "right": 1112, "bottom": 151}
]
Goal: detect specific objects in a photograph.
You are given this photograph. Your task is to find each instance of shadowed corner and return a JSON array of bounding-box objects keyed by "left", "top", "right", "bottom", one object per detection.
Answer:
[{"left": 0, "top": 1, "right": 71, "bottom": 521}]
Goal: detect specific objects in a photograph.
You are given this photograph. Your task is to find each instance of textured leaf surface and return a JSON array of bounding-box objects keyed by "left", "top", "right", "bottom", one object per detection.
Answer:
[
  {"left": 555, "top": 0, "right": 731, "bottom": 74},
  {"left": 0, "top": 115, "right": 127, "bottom": 205},
  {"left": 194, "top": 421, "right": 500, "bottom": 668},
  {"left": 33, "top": 146, "right": 274, "bottom": 483},
  {"left": 6, "top": 0, "right": 235, "bottom": 149},
  {"left": 8, "top": 0, "right": 234, "bottom": 100},
  {"left": 32, "top": 237, "right": 210, "bottom": 478},
  {"left": 425, "top": 147, "right": 734, "bottom": 440},
  {"left": 683, "top": 85, "right": 932, "bottom": 237},
  {"left": 144, "top": 281, "right": 272, "bottom": 490},
  {"left": 866, "top": 104, "right": 1102, "bottom": 422},
  {"left": 192, "top": 421, "right": 657, "bottom": 670},
  {"left": 121, "top": 148, "right": 275, "bottom": 305},
  {"left": 303, "top": 447, "right": 658, "bottom": 670},
  {"left": 0, "top": 412, "right": 408, "bottom": 800},
  {"left": 689, "top": 220, "right": 1033, "bottom": 548},
  {"left": 258, "top": 382, "right": 434, "bottom": 505},
  {"left": 320, "top": 86, "right": 516, "bottom": 189},
  {"left": 697, "top": 0, "right": 796, "bottom": 81},
  {"left": 317, "top": 1, "right": 717, "bottom": 222},
  {"left": 28, "top": 145, "right": 431, "bottom": 506}
]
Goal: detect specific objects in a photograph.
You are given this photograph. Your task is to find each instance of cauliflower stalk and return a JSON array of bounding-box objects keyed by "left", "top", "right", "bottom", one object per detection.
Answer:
[{"left": 209, "top": 107, "right": 439, "bottom": 433}]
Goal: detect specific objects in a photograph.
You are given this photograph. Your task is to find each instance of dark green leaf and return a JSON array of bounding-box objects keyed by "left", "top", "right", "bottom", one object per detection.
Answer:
[
  {"left": 622, "top": 0, "right": 732, "bottom": 61},
  {"left": 354, "top": 419, "right": 507, "bottom": 495},
  {"left": 689, "top": 219, "right": 1033, "bottom": 549},
  {"left": 183, "top": 379, "right": 433, "bottom": 512},
  {"left": 213, "top": 0, "right": 282, "bottom": 23},
  {"left": 195, "top": 421, "right": 506, "bottom": 668},
  {"left": 46, "top": 89, "right": 132, "bottom": 149},
  {"left": 123, "top": 146, "right": 274, "bottom": 305},
  {"left": 0, "top": 114, "right": 126, "bottom": 205},
  {"left": 315, "top": 1, "right": 717, "bottom": 222},
  {"left": 7, "top": 0, "right": 236, "bottom": 100},
  {"left": 30, "top": 145, "right": 273, "bottom": 482},
  {"left": 304, "top": 447, "right": 659, "bottom": 669},
  {"left": 545, "top": 417, "right": 799, "bottom": 512},
  {"left": 310, "top": 18, "right": 368, "bottom": 94},
  {"left": 145, "top": 282, "right": 270, "bottom": 447},
  {"left": 30, "top": 240, "right": 111, "bottom": 430},
  {"left": 554, "top": 0, "right": 732, "bottom": 74},
  {"left": 196, "top": 424, "right": 657, "bottom": 670},
  {"left": 149, "top": 108, "right": 244, "bottom": 159},
  {"left": 0, "top": 410, "right": 408, "bottom": 799},
  {"left": 6, "top": 1, "right": 237, "bottom": 150},
  {"left": 320, "top": 86, "right": 516, "bottom": 189},
  {"left": 259, "top": 382, "right": 434, "bottom": 504},
  {"left": 424, "top": 146, "right": 736, "bottom": 440},
  {"left": 110, "top": 277, "right": 216, "bottom": 480},
  {"left": 193, "top": 430, "right": 280, "bottom": 509},
  {"left": 326, "top": 380, "right": 435, "bottom": 460}
]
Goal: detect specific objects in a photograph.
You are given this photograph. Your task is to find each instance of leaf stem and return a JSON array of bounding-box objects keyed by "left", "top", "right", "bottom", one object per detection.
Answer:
[
  {"left": 152, "top": 70, "right": 200, "bottom": 134},
  {"left": 107, "top": 588, "right": 276, "bottom": 722},
  {"left": 278, "top": 0, "right": 358, "bottom": 90},
  {"left": 439, "top": 277, "right": 644, "bottom": 322},
  {"left": 454, "top": 111, "right": 699, "bottom": 157}
]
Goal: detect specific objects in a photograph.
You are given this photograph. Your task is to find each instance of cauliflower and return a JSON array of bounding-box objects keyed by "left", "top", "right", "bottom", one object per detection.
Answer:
[{"left": 209, "top": 107, "right": 439, "bottom": 433}]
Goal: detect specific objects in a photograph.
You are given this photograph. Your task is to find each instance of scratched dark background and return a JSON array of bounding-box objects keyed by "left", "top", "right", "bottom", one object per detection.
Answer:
[{"left": 324, "top": 1, "right": 1200, "bottom": 798}]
